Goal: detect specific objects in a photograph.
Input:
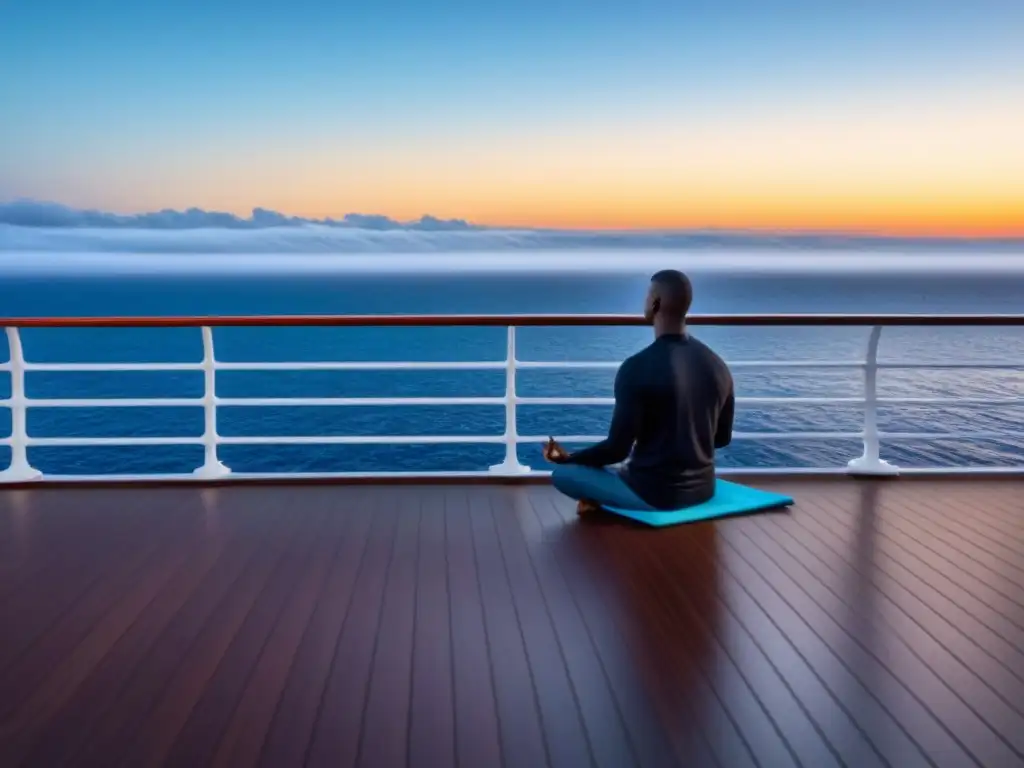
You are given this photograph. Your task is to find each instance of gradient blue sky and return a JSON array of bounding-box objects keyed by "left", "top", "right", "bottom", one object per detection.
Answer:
[{"left": 3, "top": 0, "right": 1023, "bottom": 234}]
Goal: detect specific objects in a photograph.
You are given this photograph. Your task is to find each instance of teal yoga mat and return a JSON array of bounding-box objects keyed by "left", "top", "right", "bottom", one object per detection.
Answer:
[{"left": 604, "top": 479, "right": 794, "bottom": 527}]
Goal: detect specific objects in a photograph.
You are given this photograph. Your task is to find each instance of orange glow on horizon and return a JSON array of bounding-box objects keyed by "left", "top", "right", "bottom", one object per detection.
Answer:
[{"left": 449, "top": 198, "right": 1024, "bottom": 238}]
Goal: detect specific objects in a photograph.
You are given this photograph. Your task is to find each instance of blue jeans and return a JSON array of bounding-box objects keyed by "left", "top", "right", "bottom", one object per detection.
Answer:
[{"left": 551, "top": 464, "right": 655, "bottom": 511}]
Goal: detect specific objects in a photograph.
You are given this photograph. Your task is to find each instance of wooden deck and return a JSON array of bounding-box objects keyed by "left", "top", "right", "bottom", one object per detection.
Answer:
[{"left": 0, "top": 479, "right": 1023, "bottom": 768}]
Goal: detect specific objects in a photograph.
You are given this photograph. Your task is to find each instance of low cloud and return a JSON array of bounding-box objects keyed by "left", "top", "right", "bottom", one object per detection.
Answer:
[{"left": 0, "top": 199, "right": 474, "bottom": 232}]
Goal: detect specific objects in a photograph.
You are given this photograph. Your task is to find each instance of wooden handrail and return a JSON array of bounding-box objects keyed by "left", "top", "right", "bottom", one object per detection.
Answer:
[{"left": 1, "top": 313, "right": 1023, "bottom": 328}]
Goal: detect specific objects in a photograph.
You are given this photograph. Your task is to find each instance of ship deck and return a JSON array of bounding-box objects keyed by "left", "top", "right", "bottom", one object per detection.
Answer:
[{"left": 1, "top": 477, "right": 1023, "bottom": 768}]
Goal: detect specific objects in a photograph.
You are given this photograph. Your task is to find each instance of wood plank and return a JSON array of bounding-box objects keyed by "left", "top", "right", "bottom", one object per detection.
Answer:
[
  {"left": 525, "top": 487, "right": 694, "bottom": 768},
  {"left": 160, "top": 502, "right": 339, "bottom": 767},
  {"left": 650, "top": 521, "right": 846, "bottom": 768},
  {"left": 534, "top": 490, "right": 726, "bottom": 767},
  {"left": 466, "top": 485, "right": 552, "bottom": 768},
  {"left": 787, "top": 497, "right": 1024, "bottom": 685},
  {"left": 406, "top": 487, "right": 456, "bottom": 768},
  {"left": 256, "top": 492, "right": 377, "bottom": 768},
  {"left": 207, "top": 495, "right": 350, "bottom": 768},
  {"left": 443, "top": 486, "right": 504, "bottom": 768},
  {"left": 593, "top": 520, "right": 800, "bottom": 768},
  {"left": 487, "top": 487, "right": 596, "bottom": 768},
  {"left": 0, "top": 499, "right": 180, "bottom": 674},
  {"left": 810, "top": 491, "right": 1024, "bottom": 653},
  {"left": 674, "top": 515, "right": 889, "bottom": 768},
  {"left": 355, "top": 488, "right": 421, "bottom": 768},
  {"left": 72, "top": 491, "right": 301, "bottom": 766},
  {"left": 16, "top": 490, "right": 274, "bottom": 767},
  {"left": 304, "top": 490, "right": 401, "bottom": 767},
  {"left": 726, "top": 516, "right": 1024, "bottom": 765},
  {"left": 512, "top": 487, "right": 641, "bottom": 768},
  {"left": 888, "top": 493, "right": 1024, "bottom": 604},
  {"left": 764, "top": 498, "right": 1024, "bottom": 716},
  {"left": 0, "top": 494, "right": 150, "bottom": 605},
  {"left": 109, "top": 498, "right": 321, "bottom": 767},
  {"left": 717, "top": 487, "right": 1005, "bottom": 767},
  {"left": 0, "top": 508, "right": 201, "bottom": 743},
  {"left": 687, "top": 492, "right": 949, "bottom": 768},
  {"left": 1, "top": 478, "right": 1023, "bottom": 768}
]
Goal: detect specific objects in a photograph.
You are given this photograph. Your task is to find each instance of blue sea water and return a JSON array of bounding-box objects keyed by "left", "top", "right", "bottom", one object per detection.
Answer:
[{"left": 1, "top": 263, "right": 1023, "bottom": 475}]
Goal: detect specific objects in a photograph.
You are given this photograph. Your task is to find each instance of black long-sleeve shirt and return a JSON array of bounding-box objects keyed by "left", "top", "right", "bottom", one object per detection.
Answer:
[{"left": 566, "top": 333, "right": 734, "bottom": 510}]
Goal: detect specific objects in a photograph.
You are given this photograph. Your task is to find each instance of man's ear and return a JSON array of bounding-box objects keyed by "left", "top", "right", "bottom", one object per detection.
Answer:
[{"left": 651, "top": 297, "right": 661, "bottom": 316}]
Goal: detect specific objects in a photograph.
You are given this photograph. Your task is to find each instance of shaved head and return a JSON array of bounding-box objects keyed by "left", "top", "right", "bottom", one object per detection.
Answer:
[{"left": 644, "top": 269, "right": 693, "bottom": 326}]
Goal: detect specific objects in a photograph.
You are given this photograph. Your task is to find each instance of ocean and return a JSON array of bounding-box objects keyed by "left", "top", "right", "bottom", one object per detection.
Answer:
[{"left": 1, "top": 257, "right": 1023, "bottom": 476}]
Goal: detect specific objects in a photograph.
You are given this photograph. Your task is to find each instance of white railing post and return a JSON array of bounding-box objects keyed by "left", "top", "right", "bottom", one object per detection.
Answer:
[
  {"left": 848, "top": 325, "right": 899, "bottom": 476},
  {"left": 489, "top": 325, "right": 531, "bottom": 475},
  {"left": 0, "top": 327, "right": 42, "bottom": 482},
  {"left": 192, "top": 326, "right": 230, "bottom": 479}
]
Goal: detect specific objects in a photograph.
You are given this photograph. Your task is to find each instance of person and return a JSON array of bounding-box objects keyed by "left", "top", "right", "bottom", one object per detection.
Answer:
[{"left": 544, "top": 269, "right": 734, "bottom": 516}]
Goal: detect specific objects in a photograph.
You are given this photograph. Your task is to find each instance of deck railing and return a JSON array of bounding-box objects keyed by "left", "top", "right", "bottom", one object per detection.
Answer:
[{"left": 1, "top": 313, "right": 1023, "bottom": 483}]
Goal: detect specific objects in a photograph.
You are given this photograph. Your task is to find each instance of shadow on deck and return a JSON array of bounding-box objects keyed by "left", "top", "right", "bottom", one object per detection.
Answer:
[{"left": 1, "top": 478, "right": 1023, "bottom": 768}]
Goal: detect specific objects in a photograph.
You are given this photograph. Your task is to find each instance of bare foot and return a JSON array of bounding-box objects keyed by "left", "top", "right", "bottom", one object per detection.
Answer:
[{"left": 576, "top": 499, "right": 602, "bottom": 517}]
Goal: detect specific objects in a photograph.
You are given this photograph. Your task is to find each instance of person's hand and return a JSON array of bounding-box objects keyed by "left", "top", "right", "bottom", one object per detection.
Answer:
[{"left": 543, "top": 437, "right": 570, "bottom": 464}]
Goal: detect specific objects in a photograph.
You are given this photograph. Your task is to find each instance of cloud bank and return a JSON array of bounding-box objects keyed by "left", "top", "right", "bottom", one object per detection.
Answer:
[
  {"left": 2, "top": 199, "right": 1023, "bottom": 254},
  {"left": 0, "top": 199, "right": 474, "bottom": 232}
]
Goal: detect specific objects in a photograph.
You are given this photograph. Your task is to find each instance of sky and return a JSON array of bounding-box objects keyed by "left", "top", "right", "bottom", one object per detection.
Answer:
[{"left": 2, "top": 0, "right": 1023, "bottom": 237}]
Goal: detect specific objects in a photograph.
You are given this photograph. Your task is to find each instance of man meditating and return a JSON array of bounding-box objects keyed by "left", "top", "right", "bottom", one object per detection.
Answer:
[{"left": 544, "top": 269, "right": 735, "bottom": 516}]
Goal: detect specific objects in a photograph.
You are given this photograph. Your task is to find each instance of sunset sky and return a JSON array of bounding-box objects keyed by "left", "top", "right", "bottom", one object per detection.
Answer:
[{"left": 2, "top": 0, "right": 1023, "bottom": 236}]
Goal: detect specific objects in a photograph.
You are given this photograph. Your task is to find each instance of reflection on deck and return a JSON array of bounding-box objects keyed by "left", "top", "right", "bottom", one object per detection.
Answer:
[{"left": 1, "top": 478, "right": 1023, "bottom": 767}]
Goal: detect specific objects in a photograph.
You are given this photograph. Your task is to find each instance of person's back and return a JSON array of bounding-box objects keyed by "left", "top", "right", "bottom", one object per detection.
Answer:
[{"left": 619, "top": 332, "right": 734, "bottom": 509}]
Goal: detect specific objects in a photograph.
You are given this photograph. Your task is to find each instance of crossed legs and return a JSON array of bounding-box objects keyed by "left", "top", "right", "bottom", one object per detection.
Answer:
[{"left": 550, "top": 464, "right": 656, "bottom": 515}]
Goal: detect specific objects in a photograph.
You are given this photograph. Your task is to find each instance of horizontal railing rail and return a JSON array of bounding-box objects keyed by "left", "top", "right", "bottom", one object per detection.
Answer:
[
  {"left": 2, "top": 313, "right": 1024, "bottom": 328},
  {"left": 2, "top": 313, "right": 1024, "bottom": 483}
]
